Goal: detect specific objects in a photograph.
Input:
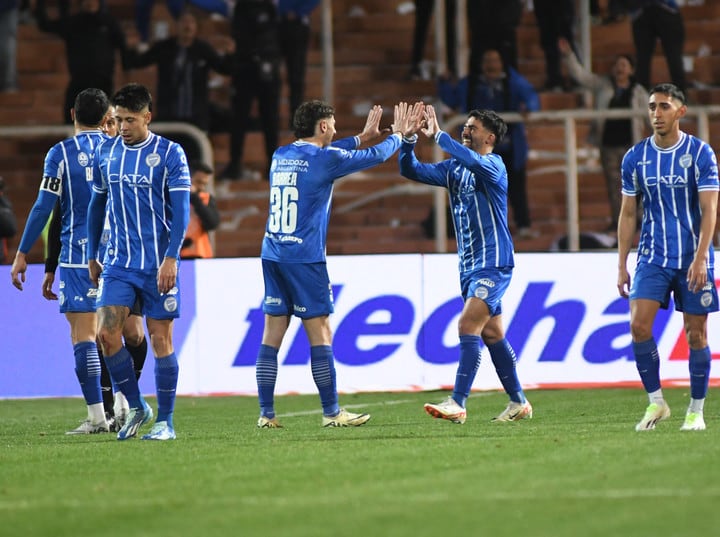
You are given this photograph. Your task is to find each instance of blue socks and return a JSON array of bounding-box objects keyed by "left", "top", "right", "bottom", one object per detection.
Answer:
[
  {"left": 452, "top": 335, "right": 482, "bottom": 407},
  {"left": 689, "top": 346, "right": 711, "bottom": 400},
  {"left": 74, "top": 341, "right": 103, "bottom": 406},
  {"left": 633, "top": 338, "right": 661, "bottom": 393},
  {"left": 103, "top": 347, "right": 143, "bottom": 408},
  {"left": 155, "top": 353, "right": 179, "bottom": 427},
  {"left": 311, "top": 345, "right": 339, "bottom": 416},
  {"left": 256, "top": 344, "right": 279, "bottom": 418},
  {"left": 487, "top": 338, "right": 526, "bottom": 404}
]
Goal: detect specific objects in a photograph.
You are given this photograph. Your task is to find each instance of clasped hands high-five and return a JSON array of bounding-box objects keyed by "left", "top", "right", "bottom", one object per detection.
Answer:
[{"left": 392, "top": 101, "right": 439, "bottom": 139}]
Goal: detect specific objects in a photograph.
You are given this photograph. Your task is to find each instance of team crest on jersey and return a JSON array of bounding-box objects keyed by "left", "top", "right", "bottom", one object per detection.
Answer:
[
  {"left": 474, "top": 286, "right": 489, "bottom": 300},
  {"left": 163, "top": 296, "right": 178, "bottom": 312},
  {"left": 77, "top": 152, "right": 89, "bottom": 167},
  {"left": 679, "top": 154, "right": 693, "bottom": 169},
  {"left": 146, "top": 153, "right": 161, "bottom": 167}
]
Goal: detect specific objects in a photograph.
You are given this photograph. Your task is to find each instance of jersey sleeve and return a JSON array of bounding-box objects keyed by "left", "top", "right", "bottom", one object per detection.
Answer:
[
  {"left": 621, "top": 145, "right": 638, "bottom": 196},
  {"left": 92, "top": 144, "right": 108, "bottom": 193},
  {"left": 324, "top": 133, "right": 401, "bottom": 179},
  {"left": 41, "top": 144, "right": 65, "bottom": 198},
  {"left": 435, "top": 131, "right": 505, "bottom": 184},
  {"left": 331, "top": 136, "right": 360, "bottom": 150},
  {"left": 696, "top": 142, "right": 719, "bottom": 192},
  {"left": 398, "top": 139, "right": 450, "bottom": 187},
  {"left": 166, "top": 143, "right": 192, "bottom": 192}
]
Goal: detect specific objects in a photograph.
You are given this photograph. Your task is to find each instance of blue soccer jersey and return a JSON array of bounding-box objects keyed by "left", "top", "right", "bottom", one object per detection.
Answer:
[
  {"left": 18, "top": 129, "right": 108, "bottom": 267},
  {"left": 621, "top": 131, "right": 719, "bottom": 269},
  {"left": 91, "top": 132, "right": 191, "bottom": 270},
  {"left": 399, "top": 131, "right": 515, "bottom": 274},
  {"left": 261, "top": 134, "right": 401, "bottom": 263}
]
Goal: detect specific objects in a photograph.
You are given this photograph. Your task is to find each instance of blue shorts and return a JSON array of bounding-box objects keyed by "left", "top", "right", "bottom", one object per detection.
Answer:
[
  {"left": 460, "top": 267, "right": 513, "bottom": 317},
  {"left": 630, "top": 262, "right": 719, "bottom": 314},
  {"left": 261, "top": 259, "right": 334, "bottom": 318},
  {"left": 98, "top": 265, "right": 181, "bottom": 320},
  {"left": 58, "top": 267, "right": 97, "bottom": 314}
]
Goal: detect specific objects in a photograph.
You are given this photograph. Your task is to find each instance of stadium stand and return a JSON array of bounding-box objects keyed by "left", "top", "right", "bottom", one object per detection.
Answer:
[{"left": 2, "top": 0, "right": 720, "bottom": 261}]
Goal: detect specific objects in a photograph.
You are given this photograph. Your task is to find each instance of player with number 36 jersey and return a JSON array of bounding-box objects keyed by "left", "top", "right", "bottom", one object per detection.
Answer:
[{"left": 253, "top": 100, "right": 408, "bottom": 429}]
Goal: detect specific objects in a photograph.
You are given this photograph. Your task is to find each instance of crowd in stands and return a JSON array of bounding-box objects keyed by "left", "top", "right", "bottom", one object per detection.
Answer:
[{"left": 0, "top": 0, "right": 716, "bottom": 260}]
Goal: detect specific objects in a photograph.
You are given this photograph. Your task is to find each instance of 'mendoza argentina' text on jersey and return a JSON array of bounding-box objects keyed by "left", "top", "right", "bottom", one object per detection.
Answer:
[
  {"left": 399, "top": 131, "right": 515, "bottom": 274},
  {"left": 261, "top": 134, "right": 401, "bottom": 263},
  {"left": 19, "top": 129, "right": 109, "bottom": 267},
  {"left": 621, "top": 131, "right": 719, "bottom": 269},
  {"left": 92, "top": 132, "right": 191, "bottom": 270}
]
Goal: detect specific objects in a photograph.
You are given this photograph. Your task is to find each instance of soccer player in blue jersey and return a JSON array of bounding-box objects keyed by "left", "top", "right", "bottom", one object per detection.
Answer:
[
  {"left": 42, "top": 105, "right": 149, "bottom": 432},
  {"left": 617, "top": 83, "right": 719, "bottom": 432},
  {"left": 255, "top": 99, "right": 409, "bottom": 428},
  {"left": 87, "top": 83, "right": 191, "bottom": 441},
  {"left": 398, "top": 102, "right": 532, "bottom": 424},
  {"left": 10, "top": 88, "right": 112, "bottom": 435}
]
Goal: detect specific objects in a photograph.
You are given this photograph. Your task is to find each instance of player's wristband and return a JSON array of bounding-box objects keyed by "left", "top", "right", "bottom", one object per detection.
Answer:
[{"left": 402, "top": 134, "right": 418, "bottom": 144}]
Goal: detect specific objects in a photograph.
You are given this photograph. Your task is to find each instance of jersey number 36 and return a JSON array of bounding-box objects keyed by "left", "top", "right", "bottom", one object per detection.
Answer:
[{"left": 268, "top": 186, "right": 299, "bottom": 233}]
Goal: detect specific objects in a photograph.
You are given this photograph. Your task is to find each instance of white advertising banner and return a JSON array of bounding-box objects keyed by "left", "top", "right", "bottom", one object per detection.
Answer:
[
  {"left": 175, "top": 252, "right": 719, "bottom": 396},
  {"left": 3, "top": 252, "right": 717, "bottom": 398}
]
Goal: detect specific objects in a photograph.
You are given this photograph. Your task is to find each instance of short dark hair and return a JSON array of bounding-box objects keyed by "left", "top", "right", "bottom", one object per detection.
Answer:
[
  {"left": 468, "top": 109, "right": 508, "bottom": 146},
  {"left": 292, "top": 100, "right": 335, "bottom": 138},
  {"left": 73, "top": 88, "right": 110, "bottom": 127},
  {"left": 112, "top": 83, "right": 153, "bottom": 113},
  {"left": 189, "top": 160, "right": 213, "bottom": 175},
  {"left": 615, "top": 53, "right": 635, "bottom": 70},
  {"left": 650, "top": 83, "right": 686, "bottom": 105}
]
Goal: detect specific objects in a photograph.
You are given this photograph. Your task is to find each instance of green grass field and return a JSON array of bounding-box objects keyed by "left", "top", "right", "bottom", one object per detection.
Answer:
[{"left": 2, "top": 388, "right": 719, "bottom": 537}]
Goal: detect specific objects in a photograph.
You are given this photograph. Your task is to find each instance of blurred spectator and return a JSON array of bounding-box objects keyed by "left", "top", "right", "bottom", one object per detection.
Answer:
[
  {"left": 221, "top": 0, "right": 281, "bottom": 181},
  {"left": 0, "top": 176, "right": 18, "bottom": 264},
  {"left": 135, "top": 0, "right": 230, "bottom": 46},
  {"left": 533, "top": 0, "right": 578, "bottom": 91},
  {"left": 438, "top": 49, "right": 541, "bottom": 238},
  {"left": 125, "top": 10, "right": 233, "bottom": 139},
  {"left": 560, "top": 38, "right": 649, "bottom": 231},
  {"left": 630, "top": 0, "right": 686, "bottom": 93},
  {"left": 466, "top": 0, "right": 522, "bottom": 75},
  {"left": 181, "top": 160, "right": 220, "bottom": 259},
  {"left": 35, "top": 0, "right": 127, "bottom": 123},
  {"left": 409, "top": 0, "right": 457, "bottom": 80},
  {"left": 0, "top": 0, "right": 19, "bottom": 92},
  {"left": 604, "top": 0, "right": 631, "bottom": 24},
  {"left": 277, "top": 0, "right": 320, "bottom": 127}
]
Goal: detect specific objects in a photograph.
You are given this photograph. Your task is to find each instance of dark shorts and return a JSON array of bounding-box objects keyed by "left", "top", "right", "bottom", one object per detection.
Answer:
[
  {"left": 98, "top": 265, "right": 180, "bottom": 320},
  {"left": 58, "top": 266, "right": 97, "bottom": 314},
  {"left": 261, "top": 259, "right": 334, "bottom": 318},
  {"left": 460, "top": 267, "right": 513, "bottom": 317},
  {"left": 630, "top": 262, "right": 719, "bottom": 314}
]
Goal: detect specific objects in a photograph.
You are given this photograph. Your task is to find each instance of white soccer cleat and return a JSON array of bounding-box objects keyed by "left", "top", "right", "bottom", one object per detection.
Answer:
[
  {"left": 141, "top": 421, "right": 176, "bottom": 441},
  {"left": 257, "top": 416, "right": 283, "bottom": 428},
  {"left": 117, "top": 400, "right": 153, "bottom": 440},
  {"left": 113, "top": 391, "right": 130, "bottom": 430},
  {"left": 492, "top": 400, "right": 533, "bottom": 422},
  {"left": 66, "top": 419, "right": 110, "bottom": 435},
  {"left": 424, "top": 396, "right": 467, "bottom": 424},
  {"left": 322, "top": 409, "right": 370, "bottom": 427},
  {"left": 635, "top": 401, "right": 671, "bottom": 431},
  {"left": 680, "top": 411, "right": 706, "bottom": 431}
]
